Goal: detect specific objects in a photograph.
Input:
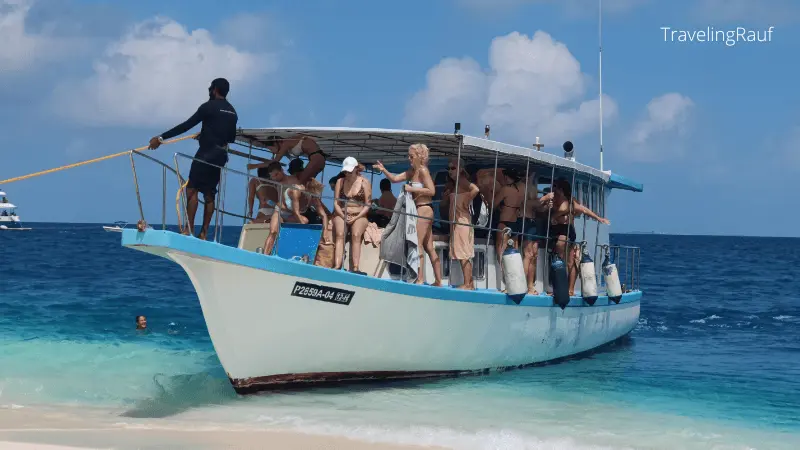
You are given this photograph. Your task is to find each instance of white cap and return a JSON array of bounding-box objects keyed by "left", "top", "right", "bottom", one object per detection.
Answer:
[{"left": 341, "top": 156, "right": 358, "bottom": 173}]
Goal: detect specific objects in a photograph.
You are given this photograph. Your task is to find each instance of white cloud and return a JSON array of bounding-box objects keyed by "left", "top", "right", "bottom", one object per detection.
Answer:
[
  {"left": 339, "top": 112, "right": 357, "bottom": 127},
  {"left": 52, "top": 16, "right": 277, "bottom": 128},
  {"left": 625, "top": 93, "right": 694, "bottom": 162},
  {"left": 404, "top": 31, "right": 617, "bottom": 146},
  {"left": 0, "top": 0, "right": 83, "bottom": 73},
  {"left": 780, "top": 126, "right": 800, "bottom": 170}
]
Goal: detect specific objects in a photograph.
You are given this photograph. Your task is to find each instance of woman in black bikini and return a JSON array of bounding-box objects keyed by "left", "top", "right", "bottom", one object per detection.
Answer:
[
  {"left": 548, "top": 178, "right": 610, "bottom": 295},
  {"left": 373, "top": 144, "right": 442, "bottom": 286},
  {"left": 492, "top": 168, "right": 526, "bottom": 273},
  {"left": 248, "top": 134, "right": 326, "bottom": 185}
]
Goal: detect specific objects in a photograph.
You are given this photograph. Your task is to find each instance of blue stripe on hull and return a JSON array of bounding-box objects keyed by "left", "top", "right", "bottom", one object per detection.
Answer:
[{"left": 122, "top": 229, "right": 642, "bottom": 308}]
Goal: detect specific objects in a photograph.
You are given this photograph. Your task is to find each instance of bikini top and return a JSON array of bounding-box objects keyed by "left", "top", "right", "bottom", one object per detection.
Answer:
[
  {"left": 288, "top": 137, "right": 305, "bottom": 158},
  {"left": 500, "top": 182, "right": 523, "bottom": 210},
  {"left": 344, "top": 177, "right": 367, "bottom": 204}
]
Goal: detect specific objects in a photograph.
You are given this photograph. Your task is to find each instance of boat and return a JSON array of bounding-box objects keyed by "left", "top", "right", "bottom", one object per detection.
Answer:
[
  {"left": 120, "top": 126, "right": 643, "bottom": 394},
  {"left": 103, "top": 221, "right": 152, "bottom": 232},
  {"left": 0, "top": 189, "right": 31, "bottom": 231}
]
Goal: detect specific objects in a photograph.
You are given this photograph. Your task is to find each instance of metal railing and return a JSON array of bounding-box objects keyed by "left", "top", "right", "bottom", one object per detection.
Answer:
[
  {"left": 596, "top": 244, "right": 641, "bottom": 292},
  {"left": 128, "top": 149, "right": 641, "bottom": 294}
]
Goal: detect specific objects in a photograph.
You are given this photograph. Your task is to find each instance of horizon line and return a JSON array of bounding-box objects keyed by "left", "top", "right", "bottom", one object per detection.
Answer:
[{"left": 13, "top": 221, "right": 800, "bottom": 240}]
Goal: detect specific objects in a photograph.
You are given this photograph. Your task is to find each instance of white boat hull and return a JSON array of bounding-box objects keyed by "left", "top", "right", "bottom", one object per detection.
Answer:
[
  {"left": 123, "top": 230, "right": 641, "bottom": 394},
  {"left": 0, "top": 216, "right": 29, "bottom": 230}
]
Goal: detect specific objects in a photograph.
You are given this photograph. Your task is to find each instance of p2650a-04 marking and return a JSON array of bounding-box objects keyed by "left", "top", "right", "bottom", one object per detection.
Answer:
[{"left": 291, "top": 282, "right": 355, "bottom": 305}]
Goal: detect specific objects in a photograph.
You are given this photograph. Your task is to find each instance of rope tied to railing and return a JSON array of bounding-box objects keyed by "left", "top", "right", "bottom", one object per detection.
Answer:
[
  {"left": 0, "top": 134, "right": 198, "bottom": 185},
  {"left": 175, "top": 178, "right": 189, "bottom": 234}
]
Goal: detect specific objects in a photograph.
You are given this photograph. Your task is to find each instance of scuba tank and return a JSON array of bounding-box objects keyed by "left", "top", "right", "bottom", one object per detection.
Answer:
[
  {"left": 502, "top": 238, "right": 527, "bottom": 304},
  {"left": 579, "top": 246, "right": 598, "bottom": 306},
  {"left": 602, "top": 251, "right": 623, "bottom": 304},
  {"left": 549, "top": 252, "right": 570, "bottom": 310}
]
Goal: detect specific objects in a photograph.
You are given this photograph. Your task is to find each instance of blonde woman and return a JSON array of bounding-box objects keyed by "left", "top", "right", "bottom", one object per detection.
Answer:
[{"left": 373, "top": 143, "right": 442, "bottom": 286}]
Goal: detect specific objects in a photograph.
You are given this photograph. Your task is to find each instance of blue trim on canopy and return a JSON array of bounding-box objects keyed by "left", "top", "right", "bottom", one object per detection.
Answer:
[
  {"left": 608, "top": 173, "right": 643, "bottom": 192},
  {"left": 121, "top": 229, "right": 642, "bottom": 308}
]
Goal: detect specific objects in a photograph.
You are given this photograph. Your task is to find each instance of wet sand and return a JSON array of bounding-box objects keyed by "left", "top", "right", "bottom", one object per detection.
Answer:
[{"left": 0, "top": 406, "right": 442, "bottom": 450}]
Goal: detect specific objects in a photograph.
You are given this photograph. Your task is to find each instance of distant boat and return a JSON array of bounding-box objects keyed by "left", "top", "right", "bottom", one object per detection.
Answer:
[
  {"left": 0, "top": 189, "right": 31, "bottom": 231},
  {"left": 103, "top": 221, "right": 152, "bottom": 233}
]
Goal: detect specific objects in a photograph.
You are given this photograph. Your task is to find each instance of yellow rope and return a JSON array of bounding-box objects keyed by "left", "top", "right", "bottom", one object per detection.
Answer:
[
  {"left": 175, "top": 179, "right": 189, "bottom": 234},
  {"left": 0, "top": 134, "right": 198, "bottom": 185}
]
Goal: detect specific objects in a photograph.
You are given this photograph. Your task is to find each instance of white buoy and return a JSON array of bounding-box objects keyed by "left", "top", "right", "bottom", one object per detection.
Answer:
[
  {"left": 580, "top": 248, "right": 598, "bottom": 305},
  {"left": 602, "top": 253, "right": 623, "bottom": 303},
  {"left": 502, "top": 239, "right": 527, "bottom": 304},
  {"left": 449, "top": 257, "right": 465, "bottom": 287}
]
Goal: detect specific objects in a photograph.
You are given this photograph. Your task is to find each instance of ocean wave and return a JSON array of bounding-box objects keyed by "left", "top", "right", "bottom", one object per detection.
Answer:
[
  {"left": 252, "top": 415, "right": 629, "bottom": 450},
  {"left": 774, "top": 315, "right": 797, "bottom": 322}
]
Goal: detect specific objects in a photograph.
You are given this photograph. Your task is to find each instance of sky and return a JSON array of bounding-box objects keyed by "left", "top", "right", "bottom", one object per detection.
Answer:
[{"left": 1, "top": 0, "right": 798, "bottom": 236}]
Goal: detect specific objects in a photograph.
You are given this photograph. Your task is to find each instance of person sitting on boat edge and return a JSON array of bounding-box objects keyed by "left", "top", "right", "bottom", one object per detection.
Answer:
[
  {"left": 548, "top": 178, "right": 610, "bottom": 296},
  {"left": 251, "top": 134, "right": 326, "bottom": 185},
  {"left": 260, "top": 162, "right": 308, "bottom": 255},
  {"left": 247, "top": 166, "right": 279, "bottom": 223},
  {"left": 446, "top": 158, "right": 480, "bottom": 290},
  {"left": 333, "top": 157, "right": 372, "bottom": 274},
  {"left": 148, "top": 78, "right": 238, "bottom": 241},
  {"left": 289, "top": 158, "right": 332, "bottom": 234},
  {"left": 373, "top": 144, "right": 443, "bottom": 287}
]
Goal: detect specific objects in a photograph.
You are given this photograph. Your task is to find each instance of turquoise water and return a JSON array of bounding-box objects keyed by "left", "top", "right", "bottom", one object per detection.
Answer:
[{"left": 1, "top": 224, "right": 799, "bottom": 449}]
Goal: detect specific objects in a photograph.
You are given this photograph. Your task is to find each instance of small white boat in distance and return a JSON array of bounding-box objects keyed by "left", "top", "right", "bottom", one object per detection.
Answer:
[
  {"left": 103, "top": 221, "right": 128, "bottom": 232},
  {"left": 104, "top": 221, "right": 152, "bottom": 232},
  {"left": 0, "top": 189, "right": 31, "bottom": 231}
]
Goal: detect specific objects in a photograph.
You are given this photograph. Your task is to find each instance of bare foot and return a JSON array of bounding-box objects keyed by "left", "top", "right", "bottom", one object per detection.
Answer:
[
  {"left": 528, "top": 288, "right": 539, "bottom": 295},
  {"left": 181, "top": 229, "right": 191, "bottom": 236},
  {"left": 431, "top": 281, "right": 443, "bottom": 287},
  {"left": 198, "top": 230, "right": 207, "bottom": 240},
  {"left": 568, "top": 290, "right": 575, "bottom": 296},
  {"left": 457, "top": 284, "right": 474, "bottom": 290}
]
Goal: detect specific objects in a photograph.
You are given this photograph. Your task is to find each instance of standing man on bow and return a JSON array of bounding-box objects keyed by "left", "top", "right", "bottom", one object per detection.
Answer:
[{"left": 148, "top": 78, "right": 238, "bottom": 240}]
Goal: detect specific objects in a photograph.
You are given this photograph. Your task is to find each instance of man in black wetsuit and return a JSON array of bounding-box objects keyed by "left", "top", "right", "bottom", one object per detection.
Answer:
[{"left": 148, "top": 78, "right": 238, "bottom": 240}]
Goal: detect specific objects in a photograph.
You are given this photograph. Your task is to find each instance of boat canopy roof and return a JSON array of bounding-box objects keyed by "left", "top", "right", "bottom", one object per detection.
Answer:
[
  {"left": 236, "top": 127, "right": 642, "bottom": 192},
  {"left": 0, "top": 203, "right": 15, "bottom": 208},
  {"left": 0, "top": 191, "right": 6, "bottom": 196}
]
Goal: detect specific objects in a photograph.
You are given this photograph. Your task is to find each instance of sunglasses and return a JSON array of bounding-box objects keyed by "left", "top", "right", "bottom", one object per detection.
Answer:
[{"left": 447, "top": 166, "right": 457, "bottom": 171}]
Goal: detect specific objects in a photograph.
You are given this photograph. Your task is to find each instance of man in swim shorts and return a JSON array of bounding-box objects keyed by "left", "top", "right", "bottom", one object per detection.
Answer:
[{"left": 148, "top": 78, "right": 239, "bottom": 240}]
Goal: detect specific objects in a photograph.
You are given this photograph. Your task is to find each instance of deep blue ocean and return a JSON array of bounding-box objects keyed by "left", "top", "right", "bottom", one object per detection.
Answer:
[{"left": 1, "top": 223, "right": 799, "bottom": 449}]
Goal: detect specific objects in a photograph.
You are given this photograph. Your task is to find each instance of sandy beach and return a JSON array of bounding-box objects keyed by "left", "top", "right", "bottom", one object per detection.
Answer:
[{"left": 0, "top": 406, "right": 442, "bottom": 450}]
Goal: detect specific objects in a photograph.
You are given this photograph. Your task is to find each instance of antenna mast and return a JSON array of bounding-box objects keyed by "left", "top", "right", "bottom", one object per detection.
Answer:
[{"left": 598, "top": 0, "right": 604, "bottom": 171}]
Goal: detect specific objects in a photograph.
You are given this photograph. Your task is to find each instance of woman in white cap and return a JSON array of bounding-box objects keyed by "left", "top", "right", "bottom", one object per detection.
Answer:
[{"left": 332, "top": 156, "right": 372, "bottom": 273}]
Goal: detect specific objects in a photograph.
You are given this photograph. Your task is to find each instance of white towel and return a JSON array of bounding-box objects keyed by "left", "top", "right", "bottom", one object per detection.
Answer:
[{"left": 403, "top": 191, "right": 420, "bottom": 279}]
